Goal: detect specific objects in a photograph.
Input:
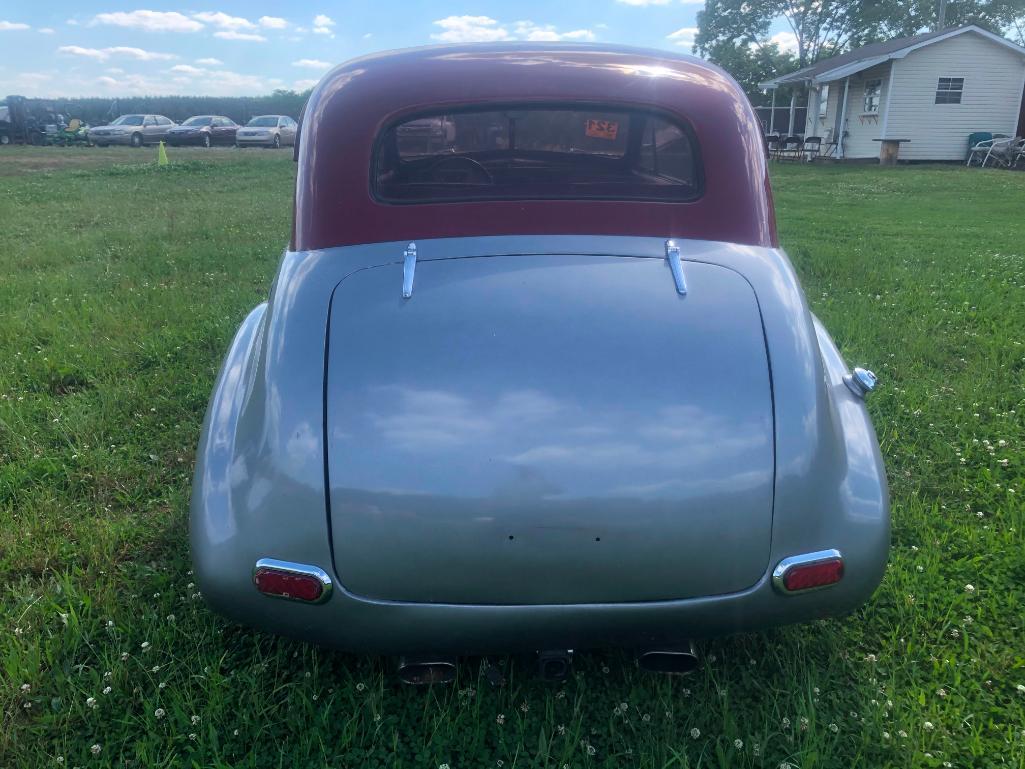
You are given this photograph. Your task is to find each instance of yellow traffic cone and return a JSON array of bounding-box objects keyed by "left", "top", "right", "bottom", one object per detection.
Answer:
[{"left": 157, "top": 140, "right": 168, "bottom": 166}]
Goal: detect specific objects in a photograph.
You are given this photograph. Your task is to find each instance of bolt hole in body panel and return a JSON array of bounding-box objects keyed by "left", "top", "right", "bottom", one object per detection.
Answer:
[{"left": 325, "top": 253, "right": 774, "bottom": 605}]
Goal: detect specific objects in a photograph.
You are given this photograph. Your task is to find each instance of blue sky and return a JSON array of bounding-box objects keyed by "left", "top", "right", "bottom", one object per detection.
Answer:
[{"left": 0, "top": 1, "right": 772, "bottom": 97}]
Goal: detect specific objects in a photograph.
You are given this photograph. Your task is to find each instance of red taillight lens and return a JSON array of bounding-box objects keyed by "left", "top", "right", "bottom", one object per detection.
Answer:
[
  {"left": 783, "top": 559, "right": 844, "bottom": 592},
  {"left": 253, "top": 567, "right": 325, "bottom": 602}
]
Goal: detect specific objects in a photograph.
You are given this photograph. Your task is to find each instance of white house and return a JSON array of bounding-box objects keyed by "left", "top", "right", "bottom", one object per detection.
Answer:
[{"left": 760, "top": 25, "right": 1025, "bottom": 161}]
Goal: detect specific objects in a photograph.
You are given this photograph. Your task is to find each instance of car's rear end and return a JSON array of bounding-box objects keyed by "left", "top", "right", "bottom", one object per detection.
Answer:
[{"left": 190, "top": 44, "right": 888, "bottom": 665}]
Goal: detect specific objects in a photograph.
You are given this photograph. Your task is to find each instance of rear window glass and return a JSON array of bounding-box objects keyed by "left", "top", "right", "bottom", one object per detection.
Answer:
[{"left": 375, "top": 106, "right": 700, "bottom": 203}]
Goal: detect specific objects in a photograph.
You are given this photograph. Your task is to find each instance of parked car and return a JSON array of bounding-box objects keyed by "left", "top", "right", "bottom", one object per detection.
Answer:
[
  {"left": 165, "top": 115, "right": 238, "bottom": 147},
  {"left": 88, "top": 114, "right": 175, "bottom": 147},
  {"left": 191, "top": 44, "right": 889, "bottom": 683},
  {"left": 234, "top": 114, "right": 297, "bottom": 148}
]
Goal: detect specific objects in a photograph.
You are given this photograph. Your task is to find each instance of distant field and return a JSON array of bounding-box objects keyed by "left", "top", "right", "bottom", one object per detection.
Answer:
[{"left": 1, "top": 147, "right": 1024, "bottom": 768}]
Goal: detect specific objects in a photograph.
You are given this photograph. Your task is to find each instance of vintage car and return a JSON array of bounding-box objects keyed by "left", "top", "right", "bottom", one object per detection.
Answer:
[{"left": 191, "top": 44, "right": 889, "bottom": 682}]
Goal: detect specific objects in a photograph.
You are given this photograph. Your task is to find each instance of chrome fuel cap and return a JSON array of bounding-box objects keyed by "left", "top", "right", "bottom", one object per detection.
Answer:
[{"left": 845, "top": 367, "right": 877, "bottom": 398}]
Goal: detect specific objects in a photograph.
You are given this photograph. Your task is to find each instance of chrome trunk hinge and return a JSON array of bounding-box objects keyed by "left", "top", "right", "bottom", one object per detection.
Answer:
[
  {"left": 402, "top": 241, "right": 417, "bottom": 298},
  {"left": 665, "top": 239, "right": 687, "bottom": 295}
]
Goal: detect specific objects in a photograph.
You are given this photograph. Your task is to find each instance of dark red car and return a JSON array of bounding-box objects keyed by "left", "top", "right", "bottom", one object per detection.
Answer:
[{"left": 165, "top": 115, "right": 238, "bottom": 147}]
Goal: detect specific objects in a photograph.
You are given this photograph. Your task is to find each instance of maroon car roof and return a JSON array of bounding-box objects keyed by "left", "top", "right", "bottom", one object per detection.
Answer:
[{"left": 292, "top": 44, "right": 777, "bottom": 251}]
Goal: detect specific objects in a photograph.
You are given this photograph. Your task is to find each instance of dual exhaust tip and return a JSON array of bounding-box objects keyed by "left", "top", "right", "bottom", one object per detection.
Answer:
[{"left": 397, "top": 642, "right": 699, "bottom": 684}]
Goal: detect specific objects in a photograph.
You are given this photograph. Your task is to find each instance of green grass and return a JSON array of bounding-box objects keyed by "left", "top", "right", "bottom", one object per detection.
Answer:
[{"left": 2, "top": 146, "right": 1024, "bottom": 768}]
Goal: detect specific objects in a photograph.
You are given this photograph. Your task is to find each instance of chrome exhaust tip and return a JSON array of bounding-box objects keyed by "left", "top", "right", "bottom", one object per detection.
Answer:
[
  {"left": 637, "top": 642, "right": 700, "bottom": 674},
  {"left": 397, "top": 656, "right": 457, "bottom": 685}
]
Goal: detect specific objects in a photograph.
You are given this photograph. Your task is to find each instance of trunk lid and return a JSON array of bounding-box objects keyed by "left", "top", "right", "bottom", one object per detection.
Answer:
[{"left": 326, "top": 252, "right": 773, "bottom": 604}]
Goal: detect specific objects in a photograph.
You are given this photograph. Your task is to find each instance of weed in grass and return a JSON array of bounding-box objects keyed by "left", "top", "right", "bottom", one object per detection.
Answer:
[{"left": 1, "top": 149, "right": 1025, "bottom": 768}]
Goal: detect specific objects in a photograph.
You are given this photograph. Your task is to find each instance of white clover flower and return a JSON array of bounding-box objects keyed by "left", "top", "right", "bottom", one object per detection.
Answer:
[
  {"left": 690, "top": 728, "right": 700, "bottom": 739},
  {"left": 106, "top": 620, "right": 114, "bottom": 629},
  {"left": 103, "top": 671, "right": 112, "bottom": 680},
  {"left": 937, "top": 688, "right": 947, "bottom": 697},
  {"left": 496, "top": 714, "right": 505, "bottom": 725},
  {"left": 166, "top": 615, "right": 176, "bottom": 623},
  {"left": 141, "top": 641, "right": 151, "bottom": 651},
  {"left": 1016, "top": 684, "right": 1025, "bottom": 694},
  {"left": 734, "top": 739, "right": 743, "bottom": 749},
  {"left": 782, "top": 717, "right": 791, "bottom": 728},
  {"left": 923, "top": 721, "right": 935, "bottom": 730},
  {"left": 898, "top": 730, "right": 908, "bottom": 738},
  {"left": 59, "top": 613, "right": 68, "bottom": 626},
  {"left": 799, "top": 717, "right": 809, "bottom": 730},
  {"left": 120, "top": 652, "right": 129, "bottom": 661},
  {"left": 882, "top": 731, "right": 890, "bottom": 739},
  {"left": 520, "top": 702, "right": 529, "bottom": 713},
  {"left": 355, "top": 682, "right": 366, "bottom": 692},
  {"left": 86, "top": 697, "right": 97, "bottom": 709},
  {"left": 233, "top": 729, "right": 240, "bottom": 736},
  {"left": 102, "top": 686, "right": 112, "bottom": 695},
  {"left": 586, "top": 745, "right": 596, "bottom": 756},
  {"left": 56, "top": 757, "right": 64, "bottom": 764},
  {"left": 191, "top": 714, "right": 201, "bottom": 724},
  {"left": 90, "top": 744, "right": 101, "bottom": 755},
  {"left": 151, "top": 665, "right": 160, "bottom": 673},
  {"left": 642, "top": 713, "right": 651, "bottom": 722},
  {"left": 865, "top": 654, "right": 877, "bottom": 662},
  {"left": 828, "top": 723, "right": 839, "bottom": 733},
  {"left": 20, "top": 683, "right": 30, "bottom": 693},
  {"left": 964, "top": 584, "right": 975, "bottom": 593},
  {"left": 154, "top": 708, "right": 166, "bottom": 719},
  {"left": 14, "top": 627, "right": 23, "bottom": 637},
  {"left": 159, "top": 681, "right": 167, "bottom": 689},
  {"left": 950, "top": 628, "right": 960, "bottom": 638},
  {"left": 557, "top": 724, "right": 566, "bottom": 735}
]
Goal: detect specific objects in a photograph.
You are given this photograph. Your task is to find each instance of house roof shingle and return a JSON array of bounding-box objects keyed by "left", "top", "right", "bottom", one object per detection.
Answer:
[{"left": 760, "top": 24, "right": 1025, "bottom": 89}]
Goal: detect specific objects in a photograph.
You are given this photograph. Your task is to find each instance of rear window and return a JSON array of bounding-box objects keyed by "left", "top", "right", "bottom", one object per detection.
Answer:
[{"left": 375, "top": 106, "right": 701, "bottom": 203}]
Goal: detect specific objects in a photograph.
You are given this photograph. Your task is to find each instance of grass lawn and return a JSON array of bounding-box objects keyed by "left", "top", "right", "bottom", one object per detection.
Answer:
[{"left": 1, "top": 146, "right": 1024, "bottom": 768}]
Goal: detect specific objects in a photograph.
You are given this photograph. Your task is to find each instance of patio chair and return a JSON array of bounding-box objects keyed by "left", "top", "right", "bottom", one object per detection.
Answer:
[
  {"left": 778, "top": 135, "right": 803, "bottom": 162},
  {"left": 765, "top": 134, "right": 781, "bottom": 160},
  {"left": 802, "top": 136, "right": 822, "bottom": 162},
  {"left": 1010, "top": 137, "right": 1025, "bottom": 169},
  {"left": 971, "top": 135, "right": 1015, "bottom": 168},
  {"left": 966, "top": 132, "right": 993, "bottom": 165}
]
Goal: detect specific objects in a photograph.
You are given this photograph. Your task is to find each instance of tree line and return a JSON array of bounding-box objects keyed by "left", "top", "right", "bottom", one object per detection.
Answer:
[
  {"left": 695, "top": 0, "right": 1025, "bottom": 105},
  {"left": 7, "top": 89, "right": 312, "bottom": 125}
]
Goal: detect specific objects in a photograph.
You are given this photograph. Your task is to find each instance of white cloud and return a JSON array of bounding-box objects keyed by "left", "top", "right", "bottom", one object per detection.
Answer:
[
  {"left": 39, "top": 27, "right": 55, "bottom": 34},
  {"left": 767, "top": 31, "right": 799, "bottom": 54},
  {"left": 92, "top": 10, "right": 204, "bottom": 33},
  {"left": 0, "top": 20, "right": 31, "bottom": 31},
  {"left": 259, "top": 16, "right": 288, "bottom": 29},
  {"left": 292, "top": 58, "right": 331, "bottom": 69},
  {"left": 192, "top": 11, "right": 255, "bottom": 30},
  {"left": 214, "top": 30, "right": 266, "bottom": 42},
  {"left": 513, "top": 21, "right": 595, "bottom": 41},
  {"left": 196, "top": 57, "right": 222, "bottom": 65},
  {"left": 312, "top": 14, "right": 335, "bottom": 36},
  {"left": 667, "top": 26, "right": 698, "bottom": 47},
  {"left": 294, "top": 78, "right": 319, "bottom": 90},
  {"left": 58, "top": 45, "right": 177, "bottom": 61},
  {"left": 170, "top": 64, "right": 205, "bottom": 75},
  {"left": 431, "top": 16, "right": 596, "bottom": 43},
  {"left": 67, "top": 19, "right": 79, "bottom": 26},
  {"left": 363, "top": 32, "right": 373, "bottom": 39},
  {"left": 616, "top": 0, "right": 672, "bottom": 4},
  {"left": 90, "top": 68, "right": 271, "bottom": 96},
  {"left": 432, "top": 15, "right": 508, "bottom": 42}
]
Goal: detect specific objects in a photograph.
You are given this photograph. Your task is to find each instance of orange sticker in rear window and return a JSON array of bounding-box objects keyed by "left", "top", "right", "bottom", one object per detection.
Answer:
[{"left": 585, "top": 119, "right": 619, "bottom": 140}]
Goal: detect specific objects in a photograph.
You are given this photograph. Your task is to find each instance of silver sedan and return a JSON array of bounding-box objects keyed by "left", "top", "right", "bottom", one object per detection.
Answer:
[
  {"left": 87, "top": 114, "right": 175, "bottom": 147},
  {"left": 234, "top": 115, "right": 297, "bottom": 148}
]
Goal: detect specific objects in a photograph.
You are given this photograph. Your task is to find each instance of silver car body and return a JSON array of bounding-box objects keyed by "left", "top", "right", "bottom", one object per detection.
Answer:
[
  {"left": 191, "top": 45, "right": 889, "bottom": 656},
  {"left": 88, "top": 114, "right": 175, "bottom": 146},
  {"left": 235, "top": 114, "right": 297, "bottom": 147}
]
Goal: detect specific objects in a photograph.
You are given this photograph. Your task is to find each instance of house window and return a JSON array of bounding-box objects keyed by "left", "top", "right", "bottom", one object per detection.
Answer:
[
  {"left": 863, "top": 79, "right": 882, "bottom": 113},
  {"left": 819, "top": 84, "right": 829, "bottom": 118},
  {"left": 935, "top": 77, "right": 964, "bottom": 104}
]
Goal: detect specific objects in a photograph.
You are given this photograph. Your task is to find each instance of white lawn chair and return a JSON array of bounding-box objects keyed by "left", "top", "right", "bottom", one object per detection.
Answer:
[{"left": 967, "top": 135, "right": 1013, "bottom": 168}]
